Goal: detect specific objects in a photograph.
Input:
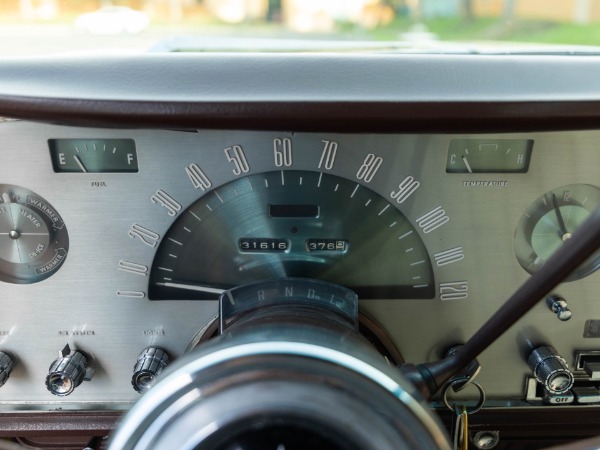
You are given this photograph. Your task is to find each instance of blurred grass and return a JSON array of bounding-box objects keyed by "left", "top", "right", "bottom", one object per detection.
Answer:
[
  {"left": 362, "top": 16, "right": 600, "bottom": 46},
  {"left": 503, "top": 20, "right": 600, "bottom": 45}
]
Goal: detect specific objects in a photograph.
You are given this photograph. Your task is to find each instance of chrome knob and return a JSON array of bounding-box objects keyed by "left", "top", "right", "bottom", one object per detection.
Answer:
[
  {"left": 546, "top": 295, "right": 572, "bottom": 321},
  {"left": 528, "top": 345, "right": 574, "bottom": 394},
  {"left": 46, "top": 344, "right": 90, "bottom": 396},
  {"left": 132, "top": 347, "right": 170, "bottom": 393},
  {"left": 0, "top": 351, "right": 13, "bottom": 388}
]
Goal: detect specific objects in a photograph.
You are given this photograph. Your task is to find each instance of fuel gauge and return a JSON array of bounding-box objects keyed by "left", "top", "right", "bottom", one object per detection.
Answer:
[
  {"left": 514, "top": 184, "right": 600, "bottom": 281},
  {"left": 49, "top": 139, "right": 138, "bottom": 173}
]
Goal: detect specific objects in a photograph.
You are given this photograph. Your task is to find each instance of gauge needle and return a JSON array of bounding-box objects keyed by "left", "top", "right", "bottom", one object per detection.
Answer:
[
  {"left": 462, "top": 156, "right": 473, "bottom": 173},
  {"left": 155, "top": 281, "right": 225, "bottom": 295},
  {"left": 552, "top": 193, "right": 571, "bottom": 240},
  {"left": 73, "top": 155, "right": 88, "bottom": 173}
]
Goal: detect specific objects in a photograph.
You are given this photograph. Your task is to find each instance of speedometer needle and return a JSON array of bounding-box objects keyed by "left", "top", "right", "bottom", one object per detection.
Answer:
[
  {"left": 552, "top": 193, "right": 571, "bottom": 241},
  {"left": 155, "top": 281, "right": 225, "bottom": 295}
]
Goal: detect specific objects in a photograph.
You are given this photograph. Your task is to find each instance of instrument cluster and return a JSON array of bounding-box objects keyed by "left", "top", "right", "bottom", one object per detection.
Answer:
[{"left": 0, "top": 121, "right": 598, "bottom": 409}]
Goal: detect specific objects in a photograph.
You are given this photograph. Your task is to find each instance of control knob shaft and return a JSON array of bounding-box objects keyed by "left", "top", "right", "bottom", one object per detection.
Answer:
[
  {"left": 528, "top": 345, "right": 574, "bottom": 394},
  {"left": 0, "top": 351, "right": 13, "bottom": 388},
  {"left": 46, "top": 344, "right": 91, "bottom": 396},
  {"left": 132, "top": 347, "right": 170, "bottom": 393}
]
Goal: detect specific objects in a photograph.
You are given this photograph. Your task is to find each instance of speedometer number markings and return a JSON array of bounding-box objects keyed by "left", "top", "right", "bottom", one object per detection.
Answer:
[
  {"left": 273, "top": 138, "right": 293, "bottom": 167},
  {"left": 434, "top": 247, "right": 465, "bottom": 267},
  {"left": 185, "top": 163, "right": 212, "bottom": 191},
  {"left": 118, "top": 260, "right": 149, "bottom": 276},
  {"left": 318, "top": 140, "right": 338, "bottom": 170},
  {"left": 416, "top": 206, "right": 449, "bottom": 233},
  {"left": 439, "top": 281, "right": 469, "bottom": 301},
  {"left": 116, "top": 290, "right": 145, "bottom": 299},
  {"left": 151, "top": 190, "right": 181, "bottom": 217},
  {"left": 128, "top": 224, "right": 160, "bottom": 248},
  {"left": 356, "top": 153, "right": 383, "bottom": 183},
  {"left": 119, "top": 135, "right": 469, "bottom": 304},
  {"left": 224, "top": 145, "right": 250, "bottom": 175},
  {"left": 390, "top": 176, "right": 420, "bottom": 204}
]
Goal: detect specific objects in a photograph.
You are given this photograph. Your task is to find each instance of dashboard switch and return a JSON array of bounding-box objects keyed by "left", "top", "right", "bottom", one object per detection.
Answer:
[
  {"left": 584, "top": 361, "right": 600, "bottom": 380},
  {"left": 542, "top": 389, "right": 574, "bottom": 405},
  {"left": 572, "top": 386, "right": 600, "bottom": 404},
  {"left": 546, "top": 295, "right": 572, "bottom": 321},
  {"left": 132, "top": 347, "right": 170, "bottom": 393},
  {"left": 528, "top": 345, "right": 574, "bottom": 394},
  {"left": 0, "top": 351, "right": 13, "bottom": 388},
  {"left": 45, "top": 344, "right": 90, "bottom": 396}
]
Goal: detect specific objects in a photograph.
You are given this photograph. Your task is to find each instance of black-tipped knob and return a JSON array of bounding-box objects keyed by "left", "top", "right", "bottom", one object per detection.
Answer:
[
  {"left": 46, "top": 345, "right": 88, "bottom": 396},
  {"left": 132, "top": 347, "right": 169, "bottom": 393}
]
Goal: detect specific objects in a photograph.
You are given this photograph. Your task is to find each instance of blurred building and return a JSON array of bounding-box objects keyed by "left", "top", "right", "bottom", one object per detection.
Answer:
[
  {"left": 204, "top": 0, "right": 267, "bottom": 23},
  {"left": 18, "top": 0, "right": 58, "bottom": 19},
  {"left": 507, "top": 0, "right": 600, "bottom": 24},
  {"left": 282, "top": 0, "right": 394, "bottom": 32},
  {"left": 420, "top": 0, "right": 600, "bottom": 23}
]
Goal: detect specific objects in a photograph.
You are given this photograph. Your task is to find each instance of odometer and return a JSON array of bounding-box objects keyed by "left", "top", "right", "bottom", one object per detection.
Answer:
[{"left": 239, "top": 238, "right": 290, "bottom": 253}]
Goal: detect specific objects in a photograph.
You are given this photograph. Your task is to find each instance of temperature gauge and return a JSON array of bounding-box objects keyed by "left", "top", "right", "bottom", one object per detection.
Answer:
[
  {"left": 446, "top": 139, "right": 533, "bottom": 173},
  {"left": 49, "top": 139, "right": 138, "bottom": 173}
]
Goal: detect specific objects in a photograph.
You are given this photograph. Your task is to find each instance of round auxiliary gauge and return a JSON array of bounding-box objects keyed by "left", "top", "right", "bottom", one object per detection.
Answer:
[
  {"left": 514, "top": 183, "right": 600, "bottom": 281},
  {"left": 0, "top": 185, "right": 69, "bottom": 284}
]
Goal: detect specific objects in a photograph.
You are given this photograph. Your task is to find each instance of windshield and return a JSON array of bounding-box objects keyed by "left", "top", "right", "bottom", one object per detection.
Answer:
[{"left": 2, "top": 1, "right": 600, "bottom": 56}]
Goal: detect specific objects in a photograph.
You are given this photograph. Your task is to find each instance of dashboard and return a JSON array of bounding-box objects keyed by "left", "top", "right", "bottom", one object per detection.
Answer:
[{"left": 0, "top": 53, "right": 599, "bottom": 449}]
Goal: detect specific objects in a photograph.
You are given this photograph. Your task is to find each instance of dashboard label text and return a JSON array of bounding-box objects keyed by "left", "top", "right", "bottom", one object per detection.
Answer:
[{"left": 463, "top": 181, "right": 509, "bottom": 187}]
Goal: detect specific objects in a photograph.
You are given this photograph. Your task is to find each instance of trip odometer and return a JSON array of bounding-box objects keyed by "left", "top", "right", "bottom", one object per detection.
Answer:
[{"left": 149, "top": 171, "right": 434, "bottom": 300}]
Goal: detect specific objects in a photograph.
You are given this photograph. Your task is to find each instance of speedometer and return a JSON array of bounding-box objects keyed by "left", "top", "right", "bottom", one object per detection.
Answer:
[
  {"left": 149, "top": 171, "right": 434, "bottom": 300},
  {"left": 116, "top": 132, "right": 471, "bottom": 306}
]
